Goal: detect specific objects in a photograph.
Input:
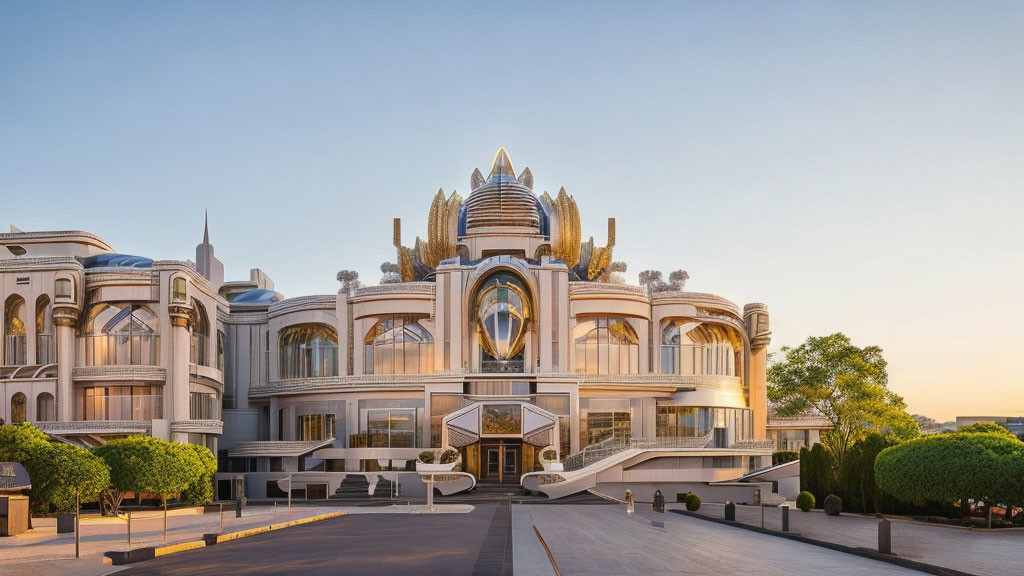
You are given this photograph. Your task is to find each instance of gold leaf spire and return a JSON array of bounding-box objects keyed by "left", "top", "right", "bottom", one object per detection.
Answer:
[
  {"left": 588, "top": 218, "right": 616, "bottom": 281},
  {"left": 424, "top": 188, "right": 462, "bottom": 268},
  {"left": 541, "top": 187, "right": 581, "bottom": 268},
  {"left": 488, "top": 147, "right": 515, "bottom": 178}
]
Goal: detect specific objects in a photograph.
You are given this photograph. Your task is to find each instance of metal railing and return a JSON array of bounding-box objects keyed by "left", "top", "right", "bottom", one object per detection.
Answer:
[
  {"left": 563, "top": 433, "right": 716, "bottom": 472},
  {"left": 4, "top": 334, "right": 27, "bottom": 365},
  {"left": 83, "top": 334, "right": 160, "bottom": 366}
]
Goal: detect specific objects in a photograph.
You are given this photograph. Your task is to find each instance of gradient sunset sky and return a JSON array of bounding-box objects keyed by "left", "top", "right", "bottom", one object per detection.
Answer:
[{"left": 2, "top": 1, "right": 1021, "bottom": 421}]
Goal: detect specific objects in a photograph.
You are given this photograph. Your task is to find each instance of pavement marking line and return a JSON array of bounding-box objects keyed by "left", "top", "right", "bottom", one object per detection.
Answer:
[{"left": 532, "top": 526, "right": 561, "bottom": 576}]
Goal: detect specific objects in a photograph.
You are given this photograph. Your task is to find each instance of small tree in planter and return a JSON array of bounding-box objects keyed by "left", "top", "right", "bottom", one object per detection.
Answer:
[
  {"left": 439, "top": 449, "right": 459, "bottom": 465},
  {"left": 796, "top": 491, "right": 815, "bottom": 512},
  {"left": 418, "top": 450, "right": 435, "bottom": 464}
]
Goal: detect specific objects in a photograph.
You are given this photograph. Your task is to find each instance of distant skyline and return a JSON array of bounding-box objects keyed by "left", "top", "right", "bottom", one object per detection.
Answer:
[{"left": 2, "top": 1, "right": 1021, "bottom": 421}]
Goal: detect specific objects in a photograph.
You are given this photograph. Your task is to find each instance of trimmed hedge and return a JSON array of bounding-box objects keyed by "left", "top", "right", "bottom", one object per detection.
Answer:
[
  {"left": 799, "top": 444, "right": 834, "bottom": 508},
  {"left": 824, "top": 494, "right": 842, "bottom": 516},
  {"left": 875, "top": 433, "right": 1024, "bottom": 509},
  {"left": 684, "top": 493, "right": 701, "bottom": 511},
  {"left": 772, "top": 451, "right": 799, "bottom": 466},
  {"left": 796, "top": 491, "right": 815, "bottom": 511}
]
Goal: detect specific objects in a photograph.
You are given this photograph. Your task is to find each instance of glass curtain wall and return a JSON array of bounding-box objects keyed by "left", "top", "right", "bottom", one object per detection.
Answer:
[
  {"left": 572, "top": 317, "right": 640, "bottom": 375},
  {"left": 656, "top": 406, "right": 752, "bottom": 447},
  {"left": 279, "top": 323, "right": 338, "bottom": 379},
  {"left": 365, "top": 409, "right": 416, "bottom": 447},
  {"left": 82, "top": 304, "right": 160, "bottom": 366},
  {"left": 76, "top": 385, "right": 164, "bottom": 420},
  {"left": 298, "top": 414, "right": 336, "bottom": 441},
  {"left": 363, "top": 316, "right": 434, "bottom": 375},
  {"left": 661, "top": 320, "right": 737, "bottom": 376}
]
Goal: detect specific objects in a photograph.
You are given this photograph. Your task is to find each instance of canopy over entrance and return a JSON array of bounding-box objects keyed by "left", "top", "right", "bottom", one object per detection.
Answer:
[{"left": 442, "top": 401, "right": 560, "bottom": 451}]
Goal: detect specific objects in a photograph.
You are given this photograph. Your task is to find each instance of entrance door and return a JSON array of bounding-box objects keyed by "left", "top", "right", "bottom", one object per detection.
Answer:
[{"left": 480, "top": 440, "right": 521, "bottom": 483}]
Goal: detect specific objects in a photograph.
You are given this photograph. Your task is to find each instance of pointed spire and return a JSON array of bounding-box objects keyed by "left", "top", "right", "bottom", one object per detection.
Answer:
[
  {"left": 488, "top": 147, "right": 515, "bottom": 178},
  {"left": 203, "top": 208, "right": 209, "bottom": 245}
]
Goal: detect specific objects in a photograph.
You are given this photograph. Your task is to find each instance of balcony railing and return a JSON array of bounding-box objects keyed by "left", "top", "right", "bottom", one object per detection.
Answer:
[
  {"left": 36, "top": 334, "right": 55, "bottom": 364},
  {"left": 4, "top": 334, "right": 27, "bottom": 365},
  {"left": 83, "top": 334, "right": 160, "bottom": 366},
  {"left": 78, "top": 394, "right": 163, "bottom": 421}
]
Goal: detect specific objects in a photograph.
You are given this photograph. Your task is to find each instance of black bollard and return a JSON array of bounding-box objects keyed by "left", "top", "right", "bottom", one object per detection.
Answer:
[
  {"left": 878, "top": 519, "right": 891, "bottom": 554},
  {"left": 782, "top": 505, "right": 790, "bottom": 532},
  {"left": 653, "top": 490, "right": 665, "bottom": 514},
  {"left": 725, "top": 501, "right": 736, "bottom": 521},
  {"left": 235, "top": 499, "right": 243, "bottom": 519}
]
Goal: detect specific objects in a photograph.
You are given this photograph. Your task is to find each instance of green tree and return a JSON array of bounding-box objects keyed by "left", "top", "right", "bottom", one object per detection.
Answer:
[
  {"left": 178, "top": 443, "right": 217, "bottom": 506},
  {"left": 768, "top": 333, "right": 919, "bottom": 467},
  {"left": 875, "top": 433, "right": 1024, "bottom": 520},
  {"left": 94, "top": 436, "right": 202, "bottom": 516},
  {"left": 837, "top": 433, "right": 897, "bottom": 513},
  {"left": 0, "top": 423, "right": 57, "bottom": 517},
  {"left": 33, "top": 444, "right": 110, "bottom": 512},
  {"left": 799, "top": 443, "right": 835, "bottom": 507}
]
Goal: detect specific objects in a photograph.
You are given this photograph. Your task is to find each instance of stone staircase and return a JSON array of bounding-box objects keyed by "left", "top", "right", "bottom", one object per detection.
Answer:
[{"left": 330, "top": 474, "right": 399, "bottom": 505}]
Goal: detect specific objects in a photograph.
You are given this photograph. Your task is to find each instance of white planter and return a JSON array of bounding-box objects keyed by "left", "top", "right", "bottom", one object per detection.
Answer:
[
  {"left": 543, "top": 462, "right": 564, "bottom": 472},
  {"left": 416, "top": 462, "right": 457, "bottom": 472}
]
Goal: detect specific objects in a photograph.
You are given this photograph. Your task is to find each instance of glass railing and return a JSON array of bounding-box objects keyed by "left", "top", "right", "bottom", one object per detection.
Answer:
[
  {"left": 4, "top": 334, "right": 27, "bottom": 365},
  {"left": 83, "top": 334, "right": 160, "bottom": 366},
  {"left": 77, "top": 394, "right": 164, "bottom": 421},
  {"left": 36, "top": 334, "right": 55, "bottom": 364}
]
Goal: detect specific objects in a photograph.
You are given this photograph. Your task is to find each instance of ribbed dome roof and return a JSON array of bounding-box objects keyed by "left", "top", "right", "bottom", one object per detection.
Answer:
[{"left": 464, "top": 149, "right": 540, "bottom": 232}]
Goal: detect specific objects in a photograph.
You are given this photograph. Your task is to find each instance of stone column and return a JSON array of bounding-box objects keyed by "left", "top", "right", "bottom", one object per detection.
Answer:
[
  {"left": 169, "top": 306, "right": 192, "bottom": 443},
  {"left": 53, "top": 311, "right": 77, "bottom": 422},
  {"left": 744, "top": 304, "right": 772, "bottom": 440}
]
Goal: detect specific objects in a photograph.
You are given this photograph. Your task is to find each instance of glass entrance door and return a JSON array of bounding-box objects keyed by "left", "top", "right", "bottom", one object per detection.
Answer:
[{"left": 480, "top": 441, "right": 521, "bottom": 483}]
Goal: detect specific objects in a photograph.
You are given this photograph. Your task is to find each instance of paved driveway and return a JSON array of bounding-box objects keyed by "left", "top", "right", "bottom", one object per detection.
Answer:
[
  {"left": 528, "top": 504, "right": 928, "bottom": 576},
  {"left": 116, "top": 504, "right": 502, "bottom": 576}
]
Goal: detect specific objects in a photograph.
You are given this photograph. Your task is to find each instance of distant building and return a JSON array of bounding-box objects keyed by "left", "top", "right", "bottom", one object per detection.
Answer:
[
  {"left": 956, "top": 416, "right": 1024, "bottom": 437},
  {"left": 766, "top": 412, "right": 831, "bottom": 452}
]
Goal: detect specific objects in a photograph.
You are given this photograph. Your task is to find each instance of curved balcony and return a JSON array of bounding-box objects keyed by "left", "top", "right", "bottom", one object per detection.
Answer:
[{"left": 171, "top": 420, "right": 224, "bottom": 435}]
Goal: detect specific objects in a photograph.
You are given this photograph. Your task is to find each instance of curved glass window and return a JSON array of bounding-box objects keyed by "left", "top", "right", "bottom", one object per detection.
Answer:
[
  {"left": 4, "top": 295, "right": 27, "bottom": 366},
  {"left": 36, "top": 392, "right": 55, "bottom": 421},
  {"left": 572, "top": 317, "right": 640, "bottom": 375},
  {"left": 474, "top": 274, "right": 531, "bottom": 373},
  {"left": 10, "top": 392, "right": 26, "bottom": 423},
  {"left": 81, "top": 303, "right": 160, "bottom": 366},
  {"left": 661, "top": 320, "right": 737, "bottom": 376},
  {"left": 656, "top": 406, "right": 752, "bottom": 447},
  {"left": 363, "top": 316, "right": 433, "bottom": 375},
  {"left": 279, "top": 323, "right": 338, "bottom": 379},
  {"left": 76, "top": 384, "right": 163, "bottom": 421},
  {"left": 189, "top": 301, "right": 209, "bottom": 366},
  {"left": 36, "top": 295, "right": 54, "bottom": 364}
]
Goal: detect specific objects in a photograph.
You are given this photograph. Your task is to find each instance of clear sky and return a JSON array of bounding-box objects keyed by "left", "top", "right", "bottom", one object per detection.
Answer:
[{"left": 2, "top": 1, "right": 1021, "bottom": 421}]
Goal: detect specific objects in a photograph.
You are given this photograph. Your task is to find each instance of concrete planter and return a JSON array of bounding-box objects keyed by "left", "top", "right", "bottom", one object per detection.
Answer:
[
  {"left": 416, "top": 462, "right": 457, "bottom": 472},
  {"left": 56, "top": 513, "right": 76, "bottom": 534}
]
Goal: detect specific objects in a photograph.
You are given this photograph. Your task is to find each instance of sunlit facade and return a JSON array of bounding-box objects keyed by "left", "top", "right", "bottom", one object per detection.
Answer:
[{"left": 0, "top": 149, "right": 775, "bottom": 501}]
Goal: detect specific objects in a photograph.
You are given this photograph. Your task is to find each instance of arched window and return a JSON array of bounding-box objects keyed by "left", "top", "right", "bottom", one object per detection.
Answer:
[
  {"left": 661, "top": 320, "right": 737, "bottom": 376},
  {"left": 10, "top": 392, "right": 26, "bottom": 424},
  {"left": 36, "top": 392, "right": 55, "bottom": 421},
  {"left": 364, "top": 316, "right": 433, "bottom": 375},
  {"left": 36, "top": 295, "right": 53, "bottom": 364},
  {"left": 279, "top": 323, "right": 338, "bottom": 379},
  {"left": 189, "top": 300, "right": 209, "bottom": 366},
  {"left": 3, "top": 295, "right": 27, "bottom": 365},
  {"left": 55, "top": 277, "right": 75, "bottom": 303},
  {"left": 473, "top": 272, "right": 531, "bottom": 373},
  {"left": 171, "top": 277, "right": 187, "bottom": 303},
  {"left": 82, "top": 303, "right": 160, "bottom": 366},
  {"left": 572, "top": 317, "right": 640, "bottom": 375}
]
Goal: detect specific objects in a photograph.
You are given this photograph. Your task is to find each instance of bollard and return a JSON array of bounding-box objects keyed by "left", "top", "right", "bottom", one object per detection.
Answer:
[
  {"left": 235, "top": 499, "right": 243, "bottom": 519},
  {"left": 760, "top": 505, "right": 765, "bottom": 528},
  {"left": 878, "top": 519, "right": 891, "bottom": 554},
  {"left": 725, "top": 501, "right": 736, "bottom": 521},
  {"left": 781, "top": 505, "right": 790, "bottom": 532}
]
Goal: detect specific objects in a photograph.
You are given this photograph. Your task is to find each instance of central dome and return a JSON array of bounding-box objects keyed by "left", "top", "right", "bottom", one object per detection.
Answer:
[{"left": 464, "top": 148, "right": 541, "bottom": 232}]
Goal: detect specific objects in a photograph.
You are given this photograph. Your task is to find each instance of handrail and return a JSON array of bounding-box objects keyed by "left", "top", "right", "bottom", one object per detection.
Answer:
[{"left": 563, "top": 433, "right": 716, "bottom": 472}]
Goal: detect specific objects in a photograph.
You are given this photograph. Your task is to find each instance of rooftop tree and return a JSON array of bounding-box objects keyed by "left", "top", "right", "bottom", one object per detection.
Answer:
[{"left": 768, "top": 333, "right": 919, "bottom": 468}]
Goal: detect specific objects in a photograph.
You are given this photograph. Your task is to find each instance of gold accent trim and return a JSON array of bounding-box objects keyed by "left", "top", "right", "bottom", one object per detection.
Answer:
[
  {"left": 587, "top": 218, "right": 616, "bottom": 281},
  {"left": 423, "top": 189, "right": 463, "bottom": 268}
]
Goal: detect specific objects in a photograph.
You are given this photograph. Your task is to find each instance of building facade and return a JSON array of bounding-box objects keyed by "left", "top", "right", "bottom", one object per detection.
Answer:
[{"left": 1, "top": 149, "right": 775, "bottom": 500}]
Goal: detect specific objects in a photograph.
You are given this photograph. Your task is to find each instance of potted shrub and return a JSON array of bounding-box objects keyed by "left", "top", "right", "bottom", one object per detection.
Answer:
[
  {"left": 796, "top": 491, "right": 815, "bottom": 512},
  {"left": 540, "top": 449, "right": 563, "bottom": 472},
  {"left": 416, "top": 449, "right": 457, "bottom": 472},
  {"left": 823, "top": 494, "right": 842, "bottom": 516}
]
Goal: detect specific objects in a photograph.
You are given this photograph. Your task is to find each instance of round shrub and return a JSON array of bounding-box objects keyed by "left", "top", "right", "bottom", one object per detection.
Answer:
[
  {"left": 796, "top": 491, "right": 815, "bottom": 512},
  {"left": 542, "top": 449, "right": 557, "bottom": 461},
  {"left": 824, "top": 494, "right": 842, "bottom": 516},
  {"left": 439, "top": 449, "right": 459, "bottom": 464},
  {"left": 418, "top": 450, "right": 435, "bottom": 464},
  {"left": 684, "top": 492, "right": 701, "bottom": 511}
]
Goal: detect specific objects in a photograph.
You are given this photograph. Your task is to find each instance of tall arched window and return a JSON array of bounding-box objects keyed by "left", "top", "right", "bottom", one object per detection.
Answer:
[
  {"left": 572, "top": 317, "right": 640, "bottom": 375},
  {"left": 473, "top": 272, "right": 531, "bottom": 373},
  {"left": 10, "top": 392, "right": 26, "bottom": 423},
  {"left": 4, "top": 295, "right": 27, "bottom": 365},
  {"left": 363, "top": 316, "right": 434, "bottom": 375},
  {"left": 36, "top": 392, "right": 55, "bottom": 421},
  {"left": 279, "top": 323, "right": 338, "bottom": 379},
  {"left": 189, "top": 300, "right": 209, "bottom": 366},
  {"left": 36, "top": 295, "right": 53, "bottom": 364},
  {"left": 82, "top": 303, "right": 160, "bottom": 365},
  {"left": 661, "top": 320, "right": 737, "bottom": 376}
]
